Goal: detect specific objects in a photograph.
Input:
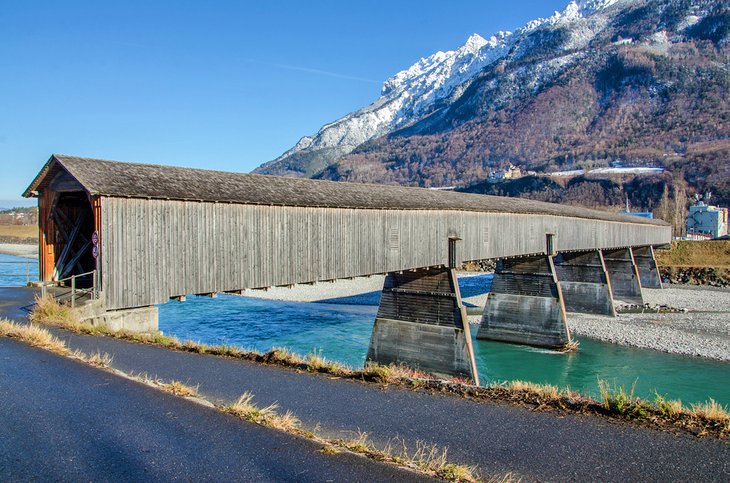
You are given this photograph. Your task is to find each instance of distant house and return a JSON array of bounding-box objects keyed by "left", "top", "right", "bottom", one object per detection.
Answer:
[
  {"left": 687, "top": 202, "right": 729, "bottom": 239},
  {"left": 486, "top": 164, "right": 522, "bottom": 184}
]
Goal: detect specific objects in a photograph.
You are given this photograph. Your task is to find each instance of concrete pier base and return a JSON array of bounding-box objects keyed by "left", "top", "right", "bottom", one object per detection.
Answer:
[
  {"left": 602, "top": 248, "right": 644, "bottom": 305},
  {"left": 632, "top": 245, "right": 663, "bottom": 289},
  {"left": 554, "top": 251, "right": 616, "bottom": 316},
  {"left": 366, "top": 267, "right": 479, "bottom": 384},
  {"left": 76, "top": 298, "right": 159, "bottom": 333},
  {"left": 477, "top": 256, "right": 571, "bottom": 349}
]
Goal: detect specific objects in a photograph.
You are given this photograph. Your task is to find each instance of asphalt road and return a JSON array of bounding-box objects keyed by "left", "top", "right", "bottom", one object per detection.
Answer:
[
  {"left": 2, "top": 287, "right": 729, "bottom": 481},
  {"left": 0, "top": 337, "right": 430, "bottom": 482}
]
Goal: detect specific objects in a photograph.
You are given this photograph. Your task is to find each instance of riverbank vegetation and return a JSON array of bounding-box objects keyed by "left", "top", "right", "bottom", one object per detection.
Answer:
[
  {"left": 1, "top": 317, "right": 483, "bottom": 482},
  {"left": 27, "top": 296, "right": 730, "bottom": 439},
  {"left": 0, "top": 224, "right": 38, "bottom": 244},
  {"left": 656, "top": 240, "right": 730, "bottom": 286},
  {"left": 222, "top": 391, "right": 480, "bottom": 481},
  {"left": 656, "top": 240, "right": 730, "bottom": 268}
]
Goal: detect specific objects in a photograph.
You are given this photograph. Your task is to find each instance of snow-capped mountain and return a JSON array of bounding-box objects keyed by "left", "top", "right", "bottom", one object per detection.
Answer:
[
  {"left": 254, "top": 0, "right": 628, "bottom": 177},
  {"left": 255, "top": 0, "right": 729, "bottom": 204}
]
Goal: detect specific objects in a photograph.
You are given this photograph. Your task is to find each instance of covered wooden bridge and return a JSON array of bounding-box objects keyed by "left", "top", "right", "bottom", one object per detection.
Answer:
[{"left": 25, "top": 155, "right": 671, "bottom": 384}]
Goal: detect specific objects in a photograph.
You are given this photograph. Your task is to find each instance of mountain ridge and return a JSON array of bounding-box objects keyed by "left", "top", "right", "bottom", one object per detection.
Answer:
[
  {"left": 254, "top": 0, "right": 627, "bottom": 177},
  {"left": 254, "top": 0, "right": 729, "bottom": 213}
]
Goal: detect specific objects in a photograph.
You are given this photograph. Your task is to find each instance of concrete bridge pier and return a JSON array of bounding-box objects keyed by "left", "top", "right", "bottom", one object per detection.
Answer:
[
  {"left": 366, "top": 266, "right": 479, "bottom": 384},
  {"left": 477, "top": 256, "right": 571, "bottom": 349},
  {"left": 632, "top": 245, "right": 663, "bottom": 289},
  {"left": 602, "top": 248, "right": 644, "bottom": 305},
  {"left": 74, "top": 296, "right": 159, "bottom": 333},
  {"left": 553, "top": 251, "right": 616, "bottom": 316}
]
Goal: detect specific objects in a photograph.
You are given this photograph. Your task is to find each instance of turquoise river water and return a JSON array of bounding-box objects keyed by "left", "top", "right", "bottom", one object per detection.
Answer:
[
  {"left": 0, "top": 253, "right": 38, "bottom": 286},
  {"left": 2, "top": 253, "right": 726, "bottom": 407},
  {"left": 157, "top": 278, "right": 730, "bottom": 407}
]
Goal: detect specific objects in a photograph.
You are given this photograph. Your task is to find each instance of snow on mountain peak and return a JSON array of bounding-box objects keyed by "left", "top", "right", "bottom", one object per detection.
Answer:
[
  {"left": 518, "top": 0, "right": 625, "bottom": 34},
  {"left": 380, "top": 32, "right": 496, "bottom": 97},
  {"left": 256, "top": 0, "right": 628, "bottom": 176},
  {"left": 463, "top": 33, "right": 488, "bottom": 51}
]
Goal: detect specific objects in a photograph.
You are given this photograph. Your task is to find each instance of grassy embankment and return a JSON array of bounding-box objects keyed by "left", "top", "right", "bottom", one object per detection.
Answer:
[
  {"left": 0, "top": 224, "right": 38, "bottom": 244},
  {"left": 656, "top": 240, "right": 730, "bottom": 285},
  {"left": 24, "top": 296, "right": 730, "bottom": 440},
  {"left": 9, "top": 300, "right": 486, "bottom": 482},
  {"left": 656, "top": 240, "right": 730, "bottom": 267}
]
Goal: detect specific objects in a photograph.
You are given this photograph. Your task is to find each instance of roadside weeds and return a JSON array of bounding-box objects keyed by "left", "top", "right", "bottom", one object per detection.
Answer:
[
  {"left": 1, "top": 317, "right": 486, "bottom": 482},
  {"left": 25, "top": 296, "right": 730, "bottom": 439}
]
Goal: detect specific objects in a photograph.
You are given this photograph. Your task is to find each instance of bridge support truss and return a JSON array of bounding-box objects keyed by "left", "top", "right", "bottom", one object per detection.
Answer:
[
  {"left": 366, "top": 266, "right": 479, "bottom": 384},
  {"left": 554, "top": 251, "right": 616, "bottom": 316},
  {"left": 602, "top": 248, "right": 644, "bottom": 305},
  {"left": 477, "top": 256, "right": 571, "bottom": 349},
  {"left": 632, "top": 246, "right": 662, "bottom": 289}
]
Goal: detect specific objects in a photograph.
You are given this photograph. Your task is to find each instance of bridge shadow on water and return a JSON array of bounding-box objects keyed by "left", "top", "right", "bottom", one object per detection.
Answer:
[{"left": 156, "top": 274, "right": 729, "bottom": 408}]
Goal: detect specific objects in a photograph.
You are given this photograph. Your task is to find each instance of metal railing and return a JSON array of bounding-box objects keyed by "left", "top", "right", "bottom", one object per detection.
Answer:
[
  {"left": 0, "top": 260, "right": 35, "bottom": 286},
  {"left": 39, "top": 270, "right": 98, "bottom": 308}
]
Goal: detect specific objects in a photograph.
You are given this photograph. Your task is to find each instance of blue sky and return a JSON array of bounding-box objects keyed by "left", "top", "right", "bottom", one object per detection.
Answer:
[{"left": 1, "top": 0, "right": 568, "bottom": 200}]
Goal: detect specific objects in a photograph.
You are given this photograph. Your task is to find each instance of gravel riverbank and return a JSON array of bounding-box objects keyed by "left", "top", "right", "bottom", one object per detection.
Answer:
[
  {"left": 242, "top": 274, "right": 730, "bottom": 362},
  {"left": 569, "top": 286, "right": 730, "bottom": 361},
  {"left": 0, "top": 243, "right": 37, "bottom": 259}
]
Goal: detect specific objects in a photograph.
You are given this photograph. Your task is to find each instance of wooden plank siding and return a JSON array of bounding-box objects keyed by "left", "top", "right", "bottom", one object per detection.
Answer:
[{"left": 100, "top": 197, "right": 671, "bottom": 310}]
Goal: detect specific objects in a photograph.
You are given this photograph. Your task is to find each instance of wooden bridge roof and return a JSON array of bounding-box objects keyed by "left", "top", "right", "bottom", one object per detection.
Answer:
[{"left": 24, "top": 154, "right": 666, "bottom": 226}]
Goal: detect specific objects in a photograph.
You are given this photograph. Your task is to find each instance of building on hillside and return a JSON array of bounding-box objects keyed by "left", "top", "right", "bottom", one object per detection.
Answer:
[
  {"left": 686, "top": 202, "right": 729, "bottom": 239},
  {"left": 486, "top": 164, "right": 522, "bottom": 184}
]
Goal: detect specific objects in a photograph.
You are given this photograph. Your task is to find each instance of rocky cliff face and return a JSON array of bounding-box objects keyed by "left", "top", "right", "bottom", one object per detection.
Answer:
[{"left": 255, "top": 0, "right": 730, "bottom": 203}]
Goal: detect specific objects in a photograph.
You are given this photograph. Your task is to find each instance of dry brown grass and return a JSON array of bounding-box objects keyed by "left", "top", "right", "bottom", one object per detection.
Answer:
[
  {"left": 29, "top": 295, "right": 81, "bottom": 328},
  {"left": 159, "top": 380, "right": 200, "bottom": 397},
  {"left": 653, "top": 393, "right": 684, "bottom": 417},
  {"left": 223, "top": 392, "right": 300, "bottom": 431},
  {"left": 305, "top": 349, "right": 353, "bottom": 376},
  {"left": 83, "top": 350, "right": 114, "bottom": 367},
  {"left": 27, "top": 297, "right": 730, "bottom": 439},
  {"left": 655, "top": 240, "right": 730, "bottom": 268},
  {"left": 0, "top": 319, "right": 69, "bottom": 354},
  {"left": 264, "top": 346, "right": 304, "bottom": 365},
  {"left": 507, "top": 380, "right": 561, "bottom": 402},
  {"left": 690, "top": 399, "right": 730, "bottom": 424},
  {"left": 560, "top": 340, "right": 580, "bottom": 352},
  {"left": 337, "top": 432, "right": 478, "bottom": 482},
  {"left": 362, "top": 362, "right": 431, "bottom": 384},
  {"left": 0, "top": 224, "right": 38, "bottom": 241}
]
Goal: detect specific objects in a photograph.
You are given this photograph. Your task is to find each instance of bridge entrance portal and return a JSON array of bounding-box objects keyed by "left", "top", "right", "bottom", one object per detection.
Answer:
[{"left": 39, "top": 190, "right": 96, "bottom": 288}]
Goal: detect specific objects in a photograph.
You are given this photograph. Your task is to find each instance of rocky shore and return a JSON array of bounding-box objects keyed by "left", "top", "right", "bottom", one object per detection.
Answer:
[
  {"left": 569, "top": 285, "right": 730, "bottom": 362},
  {"left": 660, "top": 266, "right": 730, "bottom": 287},
  {"left": 243, "top": 274, "right": 729, "bottom": 362}
]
